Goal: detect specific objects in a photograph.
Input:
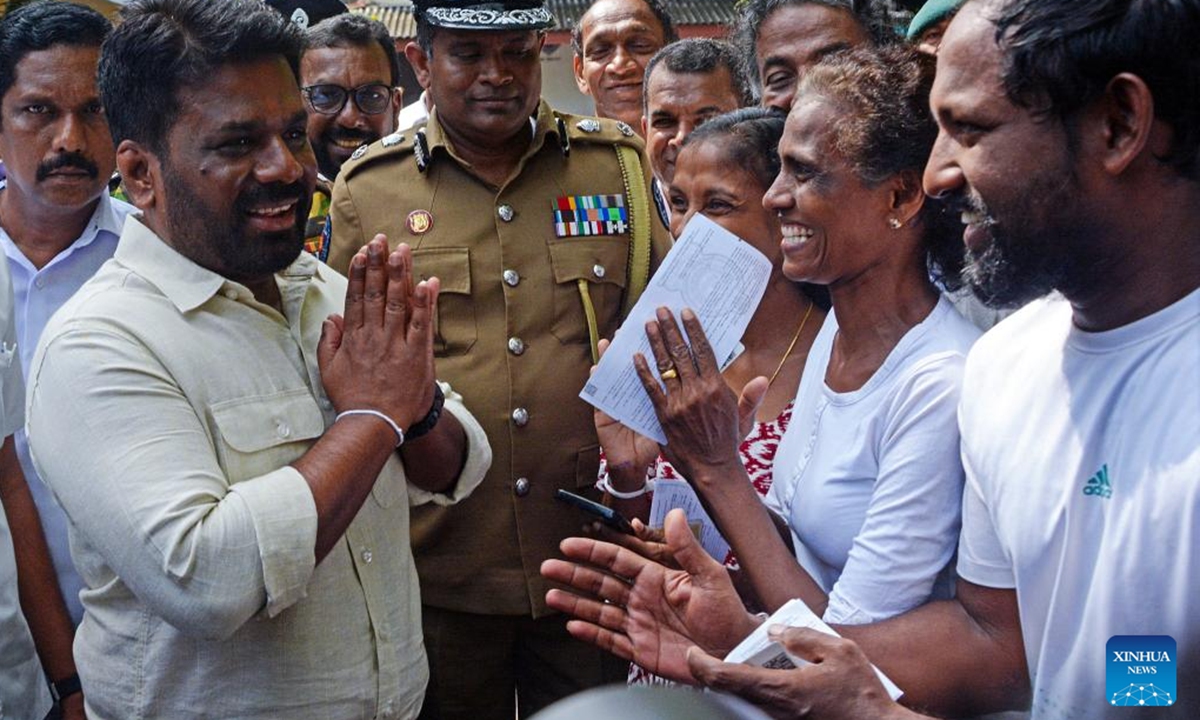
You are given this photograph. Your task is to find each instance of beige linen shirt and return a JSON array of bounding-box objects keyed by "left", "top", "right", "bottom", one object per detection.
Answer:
[{"left": 25, "top": 216, "right": 490, "bottom": 720}]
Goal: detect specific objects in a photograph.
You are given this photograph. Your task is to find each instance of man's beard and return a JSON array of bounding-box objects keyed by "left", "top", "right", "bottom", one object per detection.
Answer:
[
  {"left": 162, "top": 166, "right": 311, "bottom": 282},
  {"left": 956, "top": 174, "right": 1096, "bottom": 309}
]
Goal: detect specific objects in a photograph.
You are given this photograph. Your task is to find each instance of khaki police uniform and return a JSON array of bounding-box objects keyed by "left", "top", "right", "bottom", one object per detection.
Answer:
[{"left": 329, "top": 100, "right": 670, "bottom": 717}]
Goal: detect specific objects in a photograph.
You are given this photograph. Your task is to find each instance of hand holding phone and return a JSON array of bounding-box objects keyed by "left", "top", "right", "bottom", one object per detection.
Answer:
[{"left": 554, "top": 489, "right": 635, "bottom": 535}]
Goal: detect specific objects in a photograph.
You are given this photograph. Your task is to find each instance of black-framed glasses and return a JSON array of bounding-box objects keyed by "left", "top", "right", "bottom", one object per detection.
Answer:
[{"left": 302, "top": 83, "right": 393, "bottom": 115}]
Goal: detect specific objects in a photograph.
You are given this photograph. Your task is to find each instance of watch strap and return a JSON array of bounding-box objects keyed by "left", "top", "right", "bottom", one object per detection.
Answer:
[
  {"left": 405, "top": 383, "right": 444, "bottom": 442},
  {"left": 48, "top": 672, "right": 82, "bottom": 702}
]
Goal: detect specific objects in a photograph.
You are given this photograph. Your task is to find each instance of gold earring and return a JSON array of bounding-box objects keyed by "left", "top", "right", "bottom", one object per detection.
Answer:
[{"left": 887, "top": 217, "right": 902, "bottom": 230}]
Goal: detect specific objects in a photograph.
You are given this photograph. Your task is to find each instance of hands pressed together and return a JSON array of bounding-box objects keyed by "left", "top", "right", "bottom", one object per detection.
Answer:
[{"left": 318, "top": 235, "right": 441, "bottom": 434}]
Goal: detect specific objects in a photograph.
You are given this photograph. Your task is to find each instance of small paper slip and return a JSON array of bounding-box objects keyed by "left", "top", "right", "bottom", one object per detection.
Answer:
[
  {"left": 724, "top": 599, "right": 904, "bottom": 701},
  {"left": 650, "top": 480, "right": 732, "bottom": 564},
  {"left": 579, "top": 214, "right": 772, "bottom": 444}
]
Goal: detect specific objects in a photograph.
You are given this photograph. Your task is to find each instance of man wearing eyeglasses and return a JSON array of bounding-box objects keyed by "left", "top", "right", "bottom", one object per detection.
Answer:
[{"left": 299, "top": 13, "right": 402, "bottom": 260}]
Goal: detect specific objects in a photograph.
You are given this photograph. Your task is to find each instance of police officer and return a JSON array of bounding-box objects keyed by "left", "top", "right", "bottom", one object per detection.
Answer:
[{"left": 327, "top": 2, "right": 670, "bottom": 717}]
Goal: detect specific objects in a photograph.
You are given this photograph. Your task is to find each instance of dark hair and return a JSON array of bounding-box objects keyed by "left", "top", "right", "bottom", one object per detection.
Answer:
[
  {"left": 682, "top": 106, "right": 785, "bottom": 188},
  {"left": 305, "top": 13, "right": 401, "bottom": 87},
  {"left": 799, "top": 44, "right": 965, "bottom": 290},
  {"left": 991, "top": 0, "right": 1199, "bottom": 179},
  {"left": 571, "top": 0, "right": 678, "bottom": 56},
  {"left": 643, "top": 39, "right": 755, "bottom": 115},
  {"left": 0, "top": 0, "right": 111, "bottom": 126},
  {"left": 98, "top": 0, "right": 305, "bottom": 153},
  {"left": 732, "top": 0, "right": 897, "bottom": 93}
]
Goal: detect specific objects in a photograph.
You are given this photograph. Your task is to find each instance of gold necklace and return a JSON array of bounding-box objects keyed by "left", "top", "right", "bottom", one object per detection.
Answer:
[{"left": 766, "top": 299, "right": 815, "bottom": 388}]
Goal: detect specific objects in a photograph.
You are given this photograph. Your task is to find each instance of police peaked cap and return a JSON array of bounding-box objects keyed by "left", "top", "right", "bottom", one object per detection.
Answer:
[
  {"left": 413, "top": 0, "right": 555, "bottom": 31},
  {"left": 263, "top": 0, "right": 347, "bottom": 30}
]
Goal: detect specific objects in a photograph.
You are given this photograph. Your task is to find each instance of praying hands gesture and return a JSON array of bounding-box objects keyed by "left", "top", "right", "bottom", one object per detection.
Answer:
[{"left": 318, "top": 234, "right": 440, "bottom": 431}]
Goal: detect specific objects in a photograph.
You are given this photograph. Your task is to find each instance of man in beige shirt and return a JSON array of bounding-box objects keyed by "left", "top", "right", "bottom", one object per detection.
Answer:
[{"left": 25, "top": 1, "right": 490, "bottom": 718}]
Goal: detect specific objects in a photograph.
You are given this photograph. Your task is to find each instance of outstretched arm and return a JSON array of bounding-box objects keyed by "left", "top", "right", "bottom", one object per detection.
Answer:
[
  {"left": 683, "top": 581, "right": 1027, "bottom": 719},
  {"left": 542, "top": 508, "right": 761, "bottom": 683}
]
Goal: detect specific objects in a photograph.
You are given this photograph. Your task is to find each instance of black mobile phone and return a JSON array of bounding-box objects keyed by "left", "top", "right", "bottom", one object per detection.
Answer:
[{"left": 554, "top": 489, "right": 636, "bottom": 535}]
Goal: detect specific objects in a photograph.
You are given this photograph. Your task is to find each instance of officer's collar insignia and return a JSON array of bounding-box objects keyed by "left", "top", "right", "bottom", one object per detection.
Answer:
[
  {"left": 382, "top": 132, "right": 404, "bottom": 147},
  {"left": 556, "top": 116, "right": 570, "bottom": 156},
  {"left": 350, "top": 144, "right": 369, "bottom": 161},
  {"left": 552, "top": 194, "right": 629, "bottom": 238},
  {"left": 615, "top": 121, "right": 635, "bottom": 137},
  {"left": 407, "top": 209, "right": 434, "bottom": 235},
  {"left": 414, "top": 129, "right": 430, "bottom": 172},
  {"left": 576, "top": 119, "right": 601, "bottom": 133}
]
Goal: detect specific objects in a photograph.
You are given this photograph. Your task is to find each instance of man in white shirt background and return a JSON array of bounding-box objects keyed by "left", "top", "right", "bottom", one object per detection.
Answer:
[{"left": 0, "top": 1, "right": 128, "bottom": 715}]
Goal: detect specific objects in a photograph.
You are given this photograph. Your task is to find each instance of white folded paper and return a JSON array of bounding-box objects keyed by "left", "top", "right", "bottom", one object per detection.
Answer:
[
  {"left": 579, "top": 214, "right": 771, "bottom": 444},
  {"left": 724, "top": 599, "right": 904, "bottom": 701}
]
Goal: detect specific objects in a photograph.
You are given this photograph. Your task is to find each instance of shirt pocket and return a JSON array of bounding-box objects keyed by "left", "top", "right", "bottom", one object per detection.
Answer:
[
  {"left": 548, "top": 238, "right": 629, "bottom": 345},
  {"left": 209, "top": 388, "right": 326, "bottom": 481},
  {"left": 413, "top": 247, "right": 476, "bottom": 356}
]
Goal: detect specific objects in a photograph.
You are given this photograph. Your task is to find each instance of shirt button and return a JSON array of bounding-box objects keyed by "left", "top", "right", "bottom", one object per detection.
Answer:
[
  {"left": 276, "top": 422, "right": 291, "bottom": 438},
  {"left": 361, "top": 548, "right": 373, "bottom": 563},
  {"left": 514, "top": 477, "right": 530, "bottom": 497},
  {"left": 503, "top": 269, "right": 520, "bottom": 287},
  {"left": 507, "top": 337, "right": 526, "bottom": 356},
  {"left": 511, "top": 407, "right": 529, "bottom": 427},
  {"left": 497, "top": 204, "right": 515, "bottom": 222},
  {"left": 224, "top": 288, "right": 238, "bottom": 300},
  {"left": 592, "top": 264, "right": 606, "bottom": 279},
  {"left": 34, "top": 278, "right": 45, "bottom": 289}
]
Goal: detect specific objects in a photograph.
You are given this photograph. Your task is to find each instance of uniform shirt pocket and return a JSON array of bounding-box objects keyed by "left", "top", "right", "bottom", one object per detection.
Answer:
[
  {"left": 413, "top": 247, "right": 476, "bottom": 356},
  {"left": 548, "top": 238, "right": 629, "bottom": 345}
]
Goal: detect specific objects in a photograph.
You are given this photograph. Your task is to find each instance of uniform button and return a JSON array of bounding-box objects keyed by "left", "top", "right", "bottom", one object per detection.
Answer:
[
  {"left": 361, "top": 548, "right": 373, "bottom": 563},
  {"left": 319, "top": 398, "right": 333, "bottom": 410},
  {"left": 223, "top": 288, "right": 239, "bottom": 300},
  {"left": 503, "top": 269, "right": 520, "bottom": 287},
  {"left": 507, "top": 337, "right": 526, "bottom": 356},
  {"left": 34, "top": 278, "right": 45, "bottom": 289},
  {"left": 514, "top": 477, "right": 530, "bottom": 497},
  {"left": 592, "top": 264, "right": 606, "bottom": 279},
  {"left": 276, "top": 421, "right": 291, "bottom": 438},
  {"left": 497, "top": 204, "right": 515, "bottom": 222},
  {"left": 511, "top": 407, "right": 529, "bottom": 427}
]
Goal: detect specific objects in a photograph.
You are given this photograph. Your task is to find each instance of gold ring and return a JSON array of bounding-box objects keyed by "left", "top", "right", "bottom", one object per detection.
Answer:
[{"left": 660, "top": 368, "right": 678, "bottom": 381}]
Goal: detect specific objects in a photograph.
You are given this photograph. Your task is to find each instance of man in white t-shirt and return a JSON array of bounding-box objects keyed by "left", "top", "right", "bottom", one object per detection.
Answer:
[{"left": 538, "top": 0, "right": 1199, "bottom": 717}]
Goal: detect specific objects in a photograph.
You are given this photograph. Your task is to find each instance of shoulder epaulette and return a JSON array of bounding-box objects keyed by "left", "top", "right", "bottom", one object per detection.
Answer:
[
  {"left": 554, "top": 111, "right": 645, "bottom": 151},
  {"left": 338, "top": 131, "right": 416, "bottom": 181}
]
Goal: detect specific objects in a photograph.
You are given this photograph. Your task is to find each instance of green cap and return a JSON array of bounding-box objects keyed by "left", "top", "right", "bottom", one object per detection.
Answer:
[{"left": 906, "top": 0, "right": 964, "bottom": 40}]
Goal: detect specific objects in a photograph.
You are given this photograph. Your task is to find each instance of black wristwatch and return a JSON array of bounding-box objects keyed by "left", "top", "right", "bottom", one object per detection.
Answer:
[
  {"left": 405, "top": 383, "right": 444, "bottom": 442},
  {"left": 48, "top": 672, "right": 82, "bottom": 703}
]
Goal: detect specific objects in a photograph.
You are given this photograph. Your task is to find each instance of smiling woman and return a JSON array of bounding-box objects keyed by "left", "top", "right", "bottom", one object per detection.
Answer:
[{"left": 621, "top": 45, "right": 981, "bottom": 632}]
